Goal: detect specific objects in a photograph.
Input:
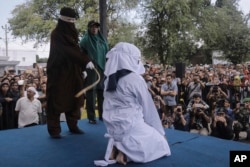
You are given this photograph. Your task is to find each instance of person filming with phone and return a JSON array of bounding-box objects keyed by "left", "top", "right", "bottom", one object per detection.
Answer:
[
  {"left": 172, "top": 104, "right": 190, "bottom": 131},
  {"left": 233, "top": 98, "right": 250, "bottom": 141},
  {"left": 187, "top": 93, "right": 210, "bottom": 136}
]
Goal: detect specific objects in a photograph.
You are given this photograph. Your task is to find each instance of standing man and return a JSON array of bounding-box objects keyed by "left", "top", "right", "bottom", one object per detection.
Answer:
[
  {"left": 186, "top": 74, "right": 205, "bottom": 102},
  {"left": 80, "top": 20, "right": 109, "bottom": 124},
  {"left": 46, "top": 7, "right": 94, "bottom": 138},
  {"left": 161, "top": 74, "right": 178, "bottom": 119}
]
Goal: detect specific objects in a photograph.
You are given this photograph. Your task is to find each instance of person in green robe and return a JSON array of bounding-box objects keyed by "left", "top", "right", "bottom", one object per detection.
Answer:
[{"left": 80, "top": 20, "right": 109, "bottom": 124}]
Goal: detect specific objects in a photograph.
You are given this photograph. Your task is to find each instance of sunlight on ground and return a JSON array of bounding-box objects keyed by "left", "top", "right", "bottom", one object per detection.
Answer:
[{"left": 80, "top": 107, "right": 98, "bottom": 119}]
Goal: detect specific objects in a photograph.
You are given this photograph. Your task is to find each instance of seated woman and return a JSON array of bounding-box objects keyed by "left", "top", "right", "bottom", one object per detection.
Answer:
[{"left": 96, "top": 42, "right": 171, "bottom": 166}]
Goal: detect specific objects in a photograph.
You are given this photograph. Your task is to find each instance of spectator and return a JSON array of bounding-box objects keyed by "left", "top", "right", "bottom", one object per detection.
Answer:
[
  {"left": 187, "top": 94, "right": 210, "bottom": 136},
  {"left": 13, "top": 75, "right": 21, "bottom": 83},
  {"left": 143, "top": 73, "right": 152, "bottom": 89},
  {"left": 206, "top": 85, "right": 228, "bottom": 112},
  {"left": 37, "top": 82, "right": 47, "bottom": 124},
  {"left": 233, "top": 98, "right": 250, "bottom": 141},
  {"left": 210, "top": 108, "right": 234, "bottom": 140},
  {"left": 15, "top": 87, "right": 42, "bottom": 128},
  {"left": 221, "top": 98, "right": 235, "bottom": 120},
  {"left": 152, "top": 95, "right": 166, "bottom": 120},
  {"left": 9, "top": 81, "right": 21, "bottom": 128},
  {"left": 186, "top": 74, "right": 205, "bottom": 102},
  {"left": 172, "top": 104, "right": 190, "bottom": 131},
  {"left": 161, "top": 74, "right": 178, "bottom": 128},
  {"left": 23, "top": 82, "right": 39, "bottom": 98},
  {"left": 151, "top": 76, "right": 161, "bottom": 96},
  {"left": 0, "top": 82, "right": 17, "bottom": 129}
]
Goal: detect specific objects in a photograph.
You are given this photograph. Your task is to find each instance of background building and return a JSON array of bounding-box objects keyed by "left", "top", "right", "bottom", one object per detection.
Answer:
[{"left": 0, "top": 48, "right": 36, "bottom": 75}]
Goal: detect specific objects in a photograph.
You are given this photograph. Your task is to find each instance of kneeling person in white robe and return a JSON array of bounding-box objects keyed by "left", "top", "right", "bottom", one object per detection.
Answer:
[{"left": 95, "top": 42, "right": 171, "bottom": 166}]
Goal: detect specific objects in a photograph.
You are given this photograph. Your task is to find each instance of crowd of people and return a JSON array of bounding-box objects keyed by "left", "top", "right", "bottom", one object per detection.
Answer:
[
  {"left": 1, "top": 5, "right": 249, "bottom": 166},
  {"left": 1, "top": 61, "right": 249, "bottom": 142},
  {"left": 144, "top": 63, "right": 250, "bottom": 141},
  {"left": 0, "top": 63, "right": 47, "bottom": 130}
]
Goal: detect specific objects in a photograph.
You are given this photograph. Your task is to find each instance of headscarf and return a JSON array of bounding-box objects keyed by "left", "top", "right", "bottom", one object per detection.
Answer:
[
  {"left": 104, "top": 42, "right": 145, "bottom": 91},
  {"left": 79, "top": 21, "right": 109, "bottom": 70},
  {"left": 59, "top": 7, "right": 79, "bottom": 22}
]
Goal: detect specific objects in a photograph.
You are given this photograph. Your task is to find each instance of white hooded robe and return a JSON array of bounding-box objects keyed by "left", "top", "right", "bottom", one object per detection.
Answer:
[{"left": 95, "top": 42, "right": 171, "bottom": 166}]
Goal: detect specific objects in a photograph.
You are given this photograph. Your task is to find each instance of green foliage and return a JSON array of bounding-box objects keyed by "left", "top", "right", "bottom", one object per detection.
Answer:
[
  {"left": 8, "top": 0, "right": 140, "bottom": 49},
  {"left": 212, "top": 0, "right": 250, "bottom": 64},
  {"left": 137, "top": 0, "right": 199, "bottom": 65},
  {"left": 36, "top": 54, "right": 48, "bottom": 63},
  {"left": 7, "top": 0, "right": 250, "bottom": 65},
  {"left": 136, "top": 0, "right": 250, "bottom": 65},
  {"left": 37, "top": 58, "right": 48, "bottom": 63},
  {"left": 9, "top": 0, "right": 100, "bottom": 46}
]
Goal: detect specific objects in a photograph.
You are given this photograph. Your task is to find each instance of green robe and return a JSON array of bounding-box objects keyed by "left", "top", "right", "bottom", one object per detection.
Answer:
[{"left": 79, "top": 31, "right": 109, "bottom": 71}]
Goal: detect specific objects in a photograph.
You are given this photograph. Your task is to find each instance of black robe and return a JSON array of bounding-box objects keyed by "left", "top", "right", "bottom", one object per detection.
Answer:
[
  {"left": 0, "top": 91, "right": 18, "bottom": 130},
  {"left": 46, "top": 28, "right": 90, "bottom": 115}
]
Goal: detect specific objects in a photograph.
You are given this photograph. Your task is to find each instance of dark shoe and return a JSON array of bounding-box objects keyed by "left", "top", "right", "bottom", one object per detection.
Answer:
[
  {"left": 99, "top": 117, "right": 103, "bottom": 121},
  {"left": 70, "top": 128, "right": 85, "bottom": 134},
  {"left": 89, "top": 120, "right": 97, "bottom": 124},
  {"left": 233, "top": 137, "right": 239, "bottom": 141},
  {"left": 50, "top": 134, "right": 62, "bottom": 139}
]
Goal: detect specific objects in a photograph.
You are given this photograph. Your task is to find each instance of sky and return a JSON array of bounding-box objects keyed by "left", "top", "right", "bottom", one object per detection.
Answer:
[
  {"left": 0, "top": 0, "right": 250, "bottom": 57},
  {"left": 0, "top": 0, "right": 49, "bottom": 57}
]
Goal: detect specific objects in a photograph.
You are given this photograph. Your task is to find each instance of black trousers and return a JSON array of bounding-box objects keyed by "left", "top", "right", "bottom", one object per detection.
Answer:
[
  {"left": 46, "top": 110, "right": 80, "bottom": 136},
  {"left": 85, "top": 89, "right": 104, "bottom": 121}
]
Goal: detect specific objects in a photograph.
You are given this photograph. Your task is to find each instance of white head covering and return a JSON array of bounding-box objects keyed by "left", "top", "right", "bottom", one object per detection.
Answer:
[
  {"left": 59, "top": 15, "right": 76, "bottom": 23},
  {"left": 104, "top": 42, "right": 145, "bottom": 78},
  {"left": 27, "top": 87, "right": 36, "bottom": 93}
]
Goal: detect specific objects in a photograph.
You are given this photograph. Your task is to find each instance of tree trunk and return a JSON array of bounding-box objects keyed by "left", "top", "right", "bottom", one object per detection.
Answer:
[{"left": 99, "top": 0, "right": 108, "bottom": 39}]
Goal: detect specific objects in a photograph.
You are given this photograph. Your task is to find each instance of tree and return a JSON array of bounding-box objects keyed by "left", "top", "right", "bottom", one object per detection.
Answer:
[
  {"left": 213, "top": 0, "right": 250, "bottom": 64},
  {"left": 8, "top": 0, "right": 250, "bottom": 65},
  {"left": 99, "top": 0, "right": 108, "bottom": 39},
  {"left": 137, "top": 0, "right": 203, "bottom": 65},
  {"left": 8, "top": 0, "right": 141, "bottom": 48},
  {"left": 9, "top": 0, "right": 99, "bottom": 47}
]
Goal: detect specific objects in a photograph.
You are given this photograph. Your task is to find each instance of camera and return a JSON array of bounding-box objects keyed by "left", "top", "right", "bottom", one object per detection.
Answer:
[
  {"left": 233, "top": 122, "right": 243, "bottom": 132},
  {"left": 215, "top": 99, "right": 225, "bottom": 108},
  {"left": 176, "top": 104, "right": 182, "bottom": 112},
  {"left": 177, "top": 108, "right": 182, "bottom": 112},
  {"left": 194, "top": 103, "right": 203, "bottom": 108},
  {"left": 196, "top": 108, "right": 202, "bottom": 113}
]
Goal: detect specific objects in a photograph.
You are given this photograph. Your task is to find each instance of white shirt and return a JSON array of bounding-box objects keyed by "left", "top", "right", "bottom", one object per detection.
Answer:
[{"left": 15, "top": 97, "right": 42, "bottom": 128}]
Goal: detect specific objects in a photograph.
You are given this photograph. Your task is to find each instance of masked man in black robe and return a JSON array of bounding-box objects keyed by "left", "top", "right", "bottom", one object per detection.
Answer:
[{"left": 46, "top": 7, "right": 94, "bottom": 138}]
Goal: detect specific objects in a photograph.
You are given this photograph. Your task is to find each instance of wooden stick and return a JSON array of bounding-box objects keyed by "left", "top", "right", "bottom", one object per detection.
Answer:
[{"left": 75, "top": 67, "right": 100, "bottom": 98}]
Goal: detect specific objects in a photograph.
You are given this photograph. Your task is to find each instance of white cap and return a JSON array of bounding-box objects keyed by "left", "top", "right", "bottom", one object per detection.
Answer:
[{"left": 27, "top": 87, "right": 36, "bottom": 93}]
